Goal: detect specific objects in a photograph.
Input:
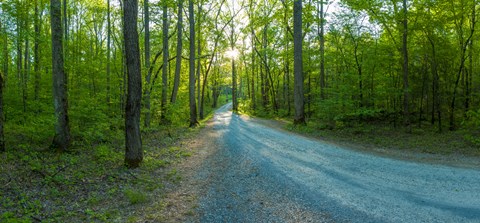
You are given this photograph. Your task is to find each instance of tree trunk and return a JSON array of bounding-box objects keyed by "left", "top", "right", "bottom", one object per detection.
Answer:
[
  {"left": 429, "top": 36, "right": 442, "bottom": 132},
  {"left": 106, "top": 0, "right": 111, "bottom": 106},
  {"left": 465, "top": 4, "right": 475, "bottom": 114},
  {"left": 251, "top": 29, "right": 256, "bottom": 110},
  {"left": 2, "top": 19, "right": 7, "bottom": 88},
  {"left": 171, "top": 0, "right": 183, "bottom": 103},
  {"left": 402, "top": 0, "right": 410, "bottom": 130},
  {"left": 318, "top": 0, "right": 325, "bottom": 99},
  {"left": 0, "top": 73, "right": 3, "bottom": 152},
  {"left": 143, "top": 0, "right": 151, "bottom": 127},
  {"left": 293, "top": 0, "right": 305, "bottom": 124},
  {"left": 188, "top": 0, "right": 198, "bottom": 127},
  {"left": 0, "top": 20, "right": 4, "bottom": 152},
  {"left": 161, "top": 2, "right": 169, "bottom": 122},
  {"left": 34, "top": 0, "right": 41, "bottom": 101},
  {"left": 63, "top": 0, "right": 67, "bottom": 41},
  {"left": 50, "top": 0, "right": 71, "bottom": 151},
  {"left": 16, "top": 14, "right": 22, "bottom": 100},
  {"left": 197, "top": 5, "right": 203, "bottom": 119},
  {"left": 353, "top": 44, "right": 363, "bottom": 107},
  {"left": 123, "top": 0, "right": 143, "bottom": 168},
  {"left": 23, "top": 35, "right": 29, "bottom": 115},
  {"left": 232, "top": 58, "right": 238, "bottom": 112}
]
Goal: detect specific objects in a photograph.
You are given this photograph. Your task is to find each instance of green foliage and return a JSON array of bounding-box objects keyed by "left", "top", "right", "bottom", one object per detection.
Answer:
[
  {"left": 124, "top": 188, "right": 148, "bottom": 205},
  {"left": 166, "top": 168, "right": 181, "bottom": 183},
  {"left": 464, "top": 109, "right": 480, "bottom": 130},
  {"left": 93, "top": 144, "right": 121, "bottom": 163}
]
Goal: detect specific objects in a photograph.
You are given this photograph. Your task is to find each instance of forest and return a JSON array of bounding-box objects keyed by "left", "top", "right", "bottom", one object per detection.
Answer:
[{"left": 0, "top": 0, "right": 479, "bottom": 221}]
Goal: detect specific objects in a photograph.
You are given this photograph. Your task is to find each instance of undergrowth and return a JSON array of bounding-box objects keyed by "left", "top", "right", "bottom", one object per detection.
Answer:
[
  {"left": 0, "top": 96, "right": 226, "bottom": 222},
  {"left": 285, "top": 120, "right": 480, "bottom": 157}
]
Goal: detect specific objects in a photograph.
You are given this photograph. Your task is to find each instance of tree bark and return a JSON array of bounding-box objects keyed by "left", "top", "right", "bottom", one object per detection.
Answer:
[
  {"left": 34, "top": 0, "right": 41, "bottom": 101},
  {"left": 188, "top": 0, "right": 198, "bottom": 127},
  {"left": 465, "top": 3, "right": 475, "bottom": 114},
  {"left": 232, "top": 58, "right": 238, "bottom": 112},
  {"left": 0, "top": 73, "right": 3, "bottom": 152},
  {"left": 23, "top": 34, "right": 29, "bottom": 114},
  {"left": 318, "top": 0, "right": 325, "bottom": 99},
  {"left": 143, "top": 0, "right": 151, "bottom": 127},
  {"left": 1, "top": 19, "right": 7, "bottom": 87},
  {"left": 402, "top": 0, "right": 410, "bottom": 130},
  {"left": 123, "top": 0, "right": 143, "bottom": 168},
  {"left": 0, "top": 20, "right": 4, "bottom": 152},
  {"left": 171, "top": 0, "right": 183, "bottom": 103},
  {"left": 197, "top": 5, "right": 202, "bottom": 119},
  {"left": 293, "top": 0, "right": 305, "bottom": 125},
  {"left": 50, "top": 0, "right": 71, "bottom": 151},
  {"left": 161, "top": 2, "right": 169, "bottom": 122},
  {"left": 107, "top": 0, "right": 111, "bottom": 106}
]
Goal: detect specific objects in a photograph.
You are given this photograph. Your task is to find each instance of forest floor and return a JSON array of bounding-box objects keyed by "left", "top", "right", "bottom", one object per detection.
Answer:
[
  {"left": 0, "top": 124, "right": 201, "bottom": 222},
  {"left": 0, "top": 104, "right": 221, "bottom": 222}
]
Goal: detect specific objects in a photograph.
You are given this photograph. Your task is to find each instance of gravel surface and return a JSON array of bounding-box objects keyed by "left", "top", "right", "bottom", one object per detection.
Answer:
[{"left": 188, "top": 103, "right": 480, "bottom": 223}]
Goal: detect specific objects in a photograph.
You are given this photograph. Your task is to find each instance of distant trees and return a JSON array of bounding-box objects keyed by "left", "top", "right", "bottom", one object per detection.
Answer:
[
  {"left": 123, "top": 0, "right": 143, "bottom": 168},
  {"left": 236, "top": 0, "right": 478, "bottom": 132}
]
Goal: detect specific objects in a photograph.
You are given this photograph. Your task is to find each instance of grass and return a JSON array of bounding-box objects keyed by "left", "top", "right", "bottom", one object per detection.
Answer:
[
  {"left": 0, "top": 98, "right": 228, "bottom": 222},
  {"left": 285, "top": 120, "right": 480, "bottom": 157}
]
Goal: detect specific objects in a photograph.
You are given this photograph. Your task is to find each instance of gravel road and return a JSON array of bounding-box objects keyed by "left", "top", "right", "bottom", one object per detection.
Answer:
[{"left": 189, "top": 103, "right": 480, "bottom": 223}]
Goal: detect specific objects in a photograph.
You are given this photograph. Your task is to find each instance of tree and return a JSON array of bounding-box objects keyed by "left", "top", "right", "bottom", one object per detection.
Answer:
[
  {"left": 123, "top": 0, "right": 143, "bottom": 168},
  {"left": 293, "top": 0, "right": 305, "bottom": 125},
  {"left": 401, "top": 0, "right": 410, "bottom": 129},
  {"left": 0, "top": 71, "right": 4, "bottom": 152},
  {"left": 106, "top": 0, "right": 111, "bottom": 105},
  {"left": 171, "top": 0, "right": 184, "bottom": 104},
  {"left": 143, "top": 0, "right": 151, "bottom": 127},
  {"left": 318, "top": 0, "right": 325, "bottom": 99},
  {"left": 50, "top": 0, "right": 71, "bottom": 151},
  {"left": 161, "top": 0, "right": 169, "bottom": 122},
  {"left": 0, "top": 19, "right": 4, "bottom": 152},
  {"left": 188, "top": 0, "right": 198, "bottom": 127},
  {"left": 34, "top": 0, "right": 41, "bottom": 101}
]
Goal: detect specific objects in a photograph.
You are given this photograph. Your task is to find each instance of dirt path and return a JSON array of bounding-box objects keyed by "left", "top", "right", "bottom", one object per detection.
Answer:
[{"left": 161, "top": 103, "right": 480, "bottom": 223}]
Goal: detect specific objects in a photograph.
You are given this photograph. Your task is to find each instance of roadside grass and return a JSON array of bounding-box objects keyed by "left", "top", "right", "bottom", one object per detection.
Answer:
[
  {"left": 285, "top": 120, "right": 480, "bottom": 157},
  {"left": 0, "top": 99, "right": 226, "bottom": 222}
]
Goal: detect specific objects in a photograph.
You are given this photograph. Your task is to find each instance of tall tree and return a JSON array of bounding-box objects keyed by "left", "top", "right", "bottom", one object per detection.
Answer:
[
  {"left": 318, "top": 0, "right": 325, "bottom": 99},
  {"left": 293, "top": 0, "right": 305, "bottom": 124},
  {"left": 50, "top": 0, "right": 71, "bottom": 151},
  {"left": 34, "top": 0, "right": 41, "bottom": 101},
  {"left": 144, "top": 0, "right": 151, "bottom": 127},
  {"left": 106, "top": 0, "right": 111, "bottom": 105},
  {"left": 171, "top": 0, "right": 184, "bottom": 103},
  {"left": 0, "top": 19, "right": 4, "bottom": 152},
  {"left": 161, "top": 1, "right": 169, "bottom": 122},
  {"left": 123, "top": 0, "right": 143, "bottom": 168},
  {"left": 1, "top": 17, "right": 7, "bottom": 87},
  {"left": 401, "top": 0, "right": 410, "bottom": 129},
  {"left": 188, "top": 0, "right": 198, "bottom": 127}
]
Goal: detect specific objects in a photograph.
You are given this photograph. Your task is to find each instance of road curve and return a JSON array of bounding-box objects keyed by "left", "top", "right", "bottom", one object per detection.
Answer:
[{"left": 191, "top": 103, "right": 480, "bottom": 223}]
